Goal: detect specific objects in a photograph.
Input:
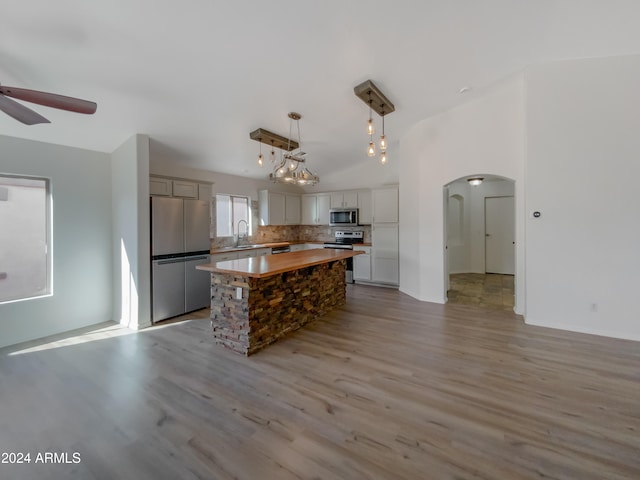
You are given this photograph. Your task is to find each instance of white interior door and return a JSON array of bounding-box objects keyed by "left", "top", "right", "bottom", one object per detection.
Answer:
[{"left": 485, "top": 196, "right": 515, "bottom": 274}]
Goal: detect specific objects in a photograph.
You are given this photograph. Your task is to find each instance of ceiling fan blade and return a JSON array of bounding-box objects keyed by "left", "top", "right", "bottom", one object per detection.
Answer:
[
  {"left": 0, "top": 94, "right": 50, "bottom": 125},
  {"left": 0, "top": 86, "right": 97, "bottom": 114}
]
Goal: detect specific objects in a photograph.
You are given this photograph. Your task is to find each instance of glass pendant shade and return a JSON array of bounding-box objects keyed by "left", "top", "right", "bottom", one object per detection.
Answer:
[
  {"left": 367, "top": 141, "right": 376, "bottom": 157},
  {"left": 257, "top": 153, "right": 263, "bottom": 166},
  {"left": 367, "top": 118, "right": 375, "bottom": 135},
  {"left": 379, "top": 134, "right": 386, "bottom": 152},
  {"left": 380, "top": 151, "right": 387, "bottom": 164}
]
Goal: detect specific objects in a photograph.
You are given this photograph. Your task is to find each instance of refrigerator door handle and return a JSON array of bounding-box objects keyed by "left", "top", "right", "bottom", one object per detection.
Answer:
[
  {"left": 156, "top": 258, "right": 187, "bottom": 265},
  {"left": 183, "top": 255, "right": 209, "bottom": 261}
]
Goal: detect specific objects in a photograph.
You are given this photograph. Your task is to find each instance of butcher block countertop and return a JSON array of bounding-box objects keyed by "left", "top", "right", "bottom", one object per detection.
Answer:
[{"left": 196, "top": 248, "right": 363, "bottom": 278}]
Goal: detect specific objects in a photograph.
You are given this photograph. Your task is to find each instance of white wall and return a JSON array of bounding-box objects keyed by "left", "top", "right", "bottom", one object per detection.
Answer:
[
  {"left": 525, "top": 55, "right": 640, "bottom": 340},
  {"left": 304, "top": 146, "right": 400, "bottom": 192},
  {"left": 112, "top": 134, "right": 151, "bottom": 330},
  {"left": 0, "top": 136, "right": 113, "bottom": 348},
  {"left": 399, "top": 76, "right": 526, "bottom": 310}
]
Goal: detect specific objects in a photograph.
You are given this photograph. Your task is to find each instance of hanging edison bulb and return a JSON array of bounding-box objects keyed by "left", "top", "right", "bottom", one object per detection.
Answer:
[
  {"left": 380, "top": 151, "right": 387, "bottom": 164},
  {"left": 257, "top": 138, "right": 264, "bottom": 166},
  {"left": 368, "top": 140, "right": 376, "bottom": 157}
]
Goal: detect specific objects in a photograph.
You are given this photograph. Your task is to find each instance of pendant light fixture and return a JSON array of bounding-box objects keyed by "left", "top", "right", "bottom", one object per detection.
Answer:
[
  {"left": 354, "top": 80, "right": 395, "bottom": 163},
  {"left": 249, "top": 113, "right": 320, "bottom": 186}
]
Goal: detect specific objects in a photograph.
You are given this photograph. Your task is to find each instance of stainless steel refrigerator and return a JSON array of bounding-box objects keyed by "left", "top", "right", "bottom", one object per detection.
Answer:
[{"left": 151, "top": 197, "right": 211, "bottom": 323}]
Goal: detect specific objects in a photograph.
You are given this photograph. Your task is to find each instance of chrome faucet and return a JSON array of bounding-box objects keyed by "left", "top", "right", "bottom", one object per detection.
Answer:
[{"left": 235, "top": 219, "right": 249, "bottom": 246}]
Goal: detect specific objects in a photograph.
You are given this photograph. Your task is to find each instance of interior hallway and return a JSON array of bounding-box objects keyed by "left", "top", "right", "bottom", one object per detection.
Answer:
[{"left": 447, "top": 273, "right": 515, "bottom": 311}]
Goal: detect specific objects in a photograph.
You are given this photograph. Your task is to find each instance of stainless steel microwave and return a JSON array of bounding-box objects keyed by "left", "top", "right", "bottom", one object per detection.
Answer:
[{"left": 329, "top": 208, "right": 358, "bottom": 226}]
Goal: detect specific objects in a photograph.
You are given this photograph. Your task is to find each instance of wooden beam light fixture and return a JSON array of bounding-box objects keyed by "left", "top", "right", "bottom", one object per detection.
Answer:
[{"left": 354, "top": 79, "right": 394, "bottom": 164}]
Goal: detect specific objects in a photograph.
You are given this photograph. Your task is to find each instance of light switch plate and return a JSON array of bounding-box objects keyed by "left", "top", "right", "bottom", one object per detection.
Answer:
[{"left": 236, "top": 287, "right": 242, "bottom": 300}]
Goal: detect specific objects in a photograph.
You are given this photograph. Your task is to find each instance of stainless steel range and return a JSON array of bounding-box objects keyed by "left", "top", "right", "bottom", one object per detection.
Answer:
[{"left": 323, "top": 231, "right": 363, "bottom": 284}]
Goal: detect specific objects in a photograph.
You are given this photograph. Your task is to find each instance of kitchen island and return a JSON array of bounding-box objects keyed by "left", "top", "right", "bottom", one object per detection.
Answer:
[{"left": 196, "top": 248, "right": 363, "bottom": 355}]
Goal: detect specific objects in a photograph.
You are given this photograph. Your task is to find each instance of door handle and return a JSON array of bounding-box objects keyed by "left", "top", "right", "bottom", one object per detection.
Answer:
[{"left": 485, "top": 233, "right": 491, "bottom": 237}]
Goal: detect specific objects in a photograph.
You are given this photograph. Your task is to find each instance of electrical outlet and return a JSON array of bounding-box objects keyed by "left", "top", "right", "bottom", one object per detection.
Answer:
[{"left": 236, "top": 287, "right": 242, "bottom": 300}]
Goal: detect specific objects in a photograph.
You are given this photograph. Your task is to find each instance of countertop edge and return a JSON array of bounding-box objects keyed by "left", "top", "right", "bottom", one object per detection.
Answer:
[{"left": 197, "top": 249, "right": 364, "bottom": 278}]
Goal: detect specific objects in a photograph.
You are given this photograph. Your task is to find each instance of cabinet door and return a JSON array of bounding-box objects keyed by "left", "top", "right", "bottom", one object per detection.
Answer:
[
  {"left": 343, "top": 191, "right": 358, "bottom": 208},
  {"left": 372, "top": 224, "right": 399, "bottom": 284},
  {"left": 353, "top": 247, "right": 371, "bottom": 281},
  {"left": 372, "top": 187, "right": 399, "bottom": 223},
  {"left": 329, "top": 193, "right": 344, "bottom": 208},
  {"left": 173, "top": 180, "right": 198, "bottom": 198},
  {"left": 301, "top": 195, "right": 317, "bottom": 225},
  {"left": 317, "top": 194, "right": 331, "bottom": 225},
  {"left": 285, "top": 194, "right": 301, "bottom": 224},
  {"left": 150, "top": 177, "right": 172, "bottom": 196},
  {"left": 357, "top": 190, "right": 372, "bottom": 225},
  {"left": 268, "top": 192, "right": 286, "bottom": 225},
  {"left": 198, "top": 183, "right": 212, "bottom": 201}
]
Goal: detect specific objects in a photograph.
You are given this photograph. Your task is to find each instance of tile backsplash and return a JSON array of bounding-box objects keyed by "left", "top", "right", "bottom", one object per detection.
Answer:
[
  {"left": 210, "top": 225, "right": 371, "bottom": 250},
  {"left": 209, "top": 198, "right": 371, "bottom": 250}
]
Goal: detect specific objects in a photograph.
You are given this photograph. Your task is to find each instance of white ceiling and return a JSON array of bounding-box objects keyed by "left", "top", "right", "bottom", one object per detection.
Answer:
[{"left": 2, "top": 0, "right": 640, "bottom": 182}]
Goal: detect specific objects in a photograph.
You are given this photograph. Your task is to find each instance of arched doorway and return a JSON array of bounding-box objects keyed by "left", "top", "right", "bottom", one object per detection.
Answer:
[{"left": 444, "top": 175, "right": 516, "bottom": 310}]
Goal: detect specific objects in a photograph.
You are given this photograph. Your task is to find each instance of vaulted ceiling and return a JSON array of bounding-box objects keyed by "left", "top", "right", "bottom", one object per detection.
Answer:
[{"left": 2, "top": 1, "right": 640, "bottom": 184}]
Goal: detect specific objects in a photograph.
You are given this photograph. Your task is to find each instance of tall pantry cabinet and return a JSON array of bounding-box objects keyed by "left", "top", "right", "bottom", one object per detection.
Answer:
[{"left": 371, "top": 186, "right": 399, "bottom": 285}]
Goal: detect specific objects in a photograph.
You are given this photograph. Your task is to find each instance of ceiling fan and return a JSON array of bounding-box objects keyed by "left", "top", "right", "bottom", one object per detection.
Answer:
[{"left": 0, "top": 83, "right": 97, "bottom": 125}]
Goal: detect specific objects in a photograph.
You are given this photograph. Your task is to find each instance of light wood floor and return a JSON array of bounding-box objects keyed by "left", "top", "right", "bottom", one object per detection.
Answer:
[{"left": 1, "top": 285, "right": 639, "bottom": 479}]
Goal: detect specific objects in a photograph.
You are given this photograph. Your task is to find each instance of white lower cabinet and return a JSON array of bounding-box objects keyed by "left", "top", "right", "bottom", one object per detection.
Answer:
[
  {"left": 353, "top": 246, "right": 371, "bottom": 281},
  {"left": 289, "top": 244, "right": 305, "bottom": 252},
  {"left": 371, "top": 224, "right": 399, "bottom": 285},
  {"left": 210, "top": 252, "right": 238, "bottom": 262}
]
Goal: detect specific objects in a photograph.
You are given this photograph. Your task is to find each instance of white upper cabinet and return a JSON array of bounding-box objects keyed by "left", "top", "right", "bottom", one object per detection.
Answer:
[
  {"left": 149, "top": 177, "right": 172, "bottom": 196},
  {"left": 172, "top": 180, "right": 198, "bottom": 198},
  {"left": 301, "top": 195, "right": 317, "bottom": 225},
  {"left": 317, "top": 194, "right": 330, "bottom": 224},
  {"left": 285, "top": 194, "right": 301, "bottom": 225},
  {"left": 301, "top": 193, "right": 330, "bottom": 225},
  {"left": 330, "top": 191, "right": 358, "bottom": 208},
  {"left": 259, "top": 190, "right": 285, "bottom": 225},
  {"left": 372, "top": 186, "right": 399, "bottom": 224},
  {"left": 357, "top": 190, "right": 373, "bottom": 224},
  {"left": 198, "top": 183, "right": 212, "bottom": 201},
  {"left": 150, "top": 176, "right": 213, "bottom": 200},
  {"left": 259, "top": 190, "right": 300, "bottom": 225}
]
